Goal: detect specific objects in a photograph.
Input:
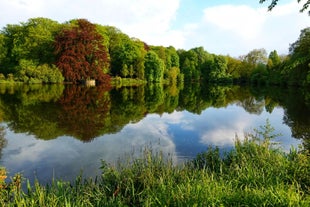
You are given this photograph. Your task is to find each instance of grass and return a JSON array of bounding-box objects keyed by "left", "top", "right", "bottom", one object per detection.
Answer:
[{"left": 1, "top": 121, "right": 310, "bottom": 206}]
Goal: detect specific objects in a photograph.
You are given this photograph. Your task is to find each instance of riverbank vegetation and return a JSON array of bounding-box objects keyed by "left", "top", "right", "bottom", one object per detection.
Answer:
[
  {"left": 0, "top": 18, "right": 309, "bottom": 87},
  {"left": 1, "top": 122, "right": 310, "bottom": 206}
]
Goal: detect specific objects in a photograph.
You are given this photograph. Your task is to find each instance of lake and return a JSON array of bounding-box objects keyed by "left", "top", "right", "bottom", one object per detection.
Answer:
[{"left": 0, "top": 83, "right": 309, "bottom": 185}]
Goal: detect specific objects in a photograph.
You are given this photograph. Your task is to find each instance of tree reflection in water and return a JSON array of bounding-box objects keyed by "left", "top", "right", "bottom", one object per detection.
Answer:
[
  {"left": 0, "top": 126, "right": 6, "bottom": 160},
  {"left": 0, "top": 83, "right": 309, "bottom": 149},
  {"left": 58, "top": 85, "right": 112, "bottom": 141}
]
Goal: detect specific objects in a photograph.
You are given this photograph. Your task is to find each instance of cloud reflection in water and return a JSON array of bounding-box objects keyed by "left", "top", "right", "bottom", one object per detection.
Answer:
[{"left": 1, "top": 104, "right": 300, "bottom": 185}]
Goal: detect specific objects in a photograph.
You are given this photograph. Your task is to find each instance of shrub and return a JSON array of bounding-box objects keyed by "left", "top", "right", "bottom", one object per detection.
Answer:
[{"left": 16, "top": 59, "right": 64, "bottom": 83}]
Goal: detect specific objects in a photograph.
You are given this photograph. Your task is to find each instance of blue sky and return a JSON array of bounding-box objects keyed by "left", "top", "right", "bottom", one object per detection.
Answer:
[{"left": 0, "top": 0, "right": 308, "bottom": 56}]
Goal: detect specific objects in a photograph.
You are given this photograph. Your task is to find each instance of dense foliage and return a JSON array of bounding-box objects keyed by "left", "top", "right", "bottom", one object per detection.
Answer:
[
  {"left": 0, "top": 17, "right": 309, "bottom": 87},
  {"left": 55, "top": 19, "right": 111, "bottom": 85},
  {"left": 1, "top": 124, "right": 310, "bottom": 206}
]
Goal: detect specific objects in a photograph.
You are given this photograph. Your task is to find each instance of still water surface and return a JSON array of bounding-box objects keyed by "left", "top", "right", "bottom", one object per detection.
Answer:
[{"left": 0, "top": 83, "right": 309, "bottom": 185}]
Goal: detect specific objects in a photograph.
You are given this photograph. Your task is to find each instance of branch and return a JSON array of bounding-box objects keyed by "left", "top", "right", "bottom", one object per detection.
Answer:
[{"left": 260, "top": 0, "right": 310, "bottom": 15}]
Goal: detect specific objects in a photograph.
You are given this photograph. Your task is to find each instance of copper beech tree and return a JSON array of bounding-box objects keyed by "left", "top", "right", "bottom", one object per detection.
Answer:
[{"left": 55, "top": 19, "right": 110, "bottom": 85}]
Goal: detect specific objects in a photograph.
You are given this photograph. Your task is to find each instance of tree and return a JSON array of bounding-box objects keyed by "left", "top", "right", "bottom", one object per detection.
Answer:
[
  {"left": 0, "top": 18, "right": 64, "bottom": 82},
  {"left": 144, "top": 51, "right": 164, "bottom": 82},
  {"left": 121, "top": 64, "right": 129, "bottom": 78},
  {"left": 286, "top": 27, "right": 310, "bottom": 86},
  {"left": 0, "top": 34, "right": 7, "bottom": 66},
  {"left": 167, "top": 66, "right": 181, "bottom": 85},
  {"left": 0, "top": 34, "right": 8, "bottom": 76},
  {"left": 15, "top": 59, "right": 64, "bottom": 83},
  {"left": 226, "top": 56, "right": 243, "bottom": 80},
  {"left": 259, "top": 0, "right": 310, "bottom": 15},
  {"left": 105, "top": 27, "right": 146, "bottom": 79},
  {"left": 208, "top": 55, "right": 232, "bottom": 83},
  {"left": 55, "top": 19, "right": 110, "bottom": 84},
  {"left": 58, "top": 85, "right": 112, "bottom": 141},
  {"left": 289, "top": 27, "right": 310, "bottom": 57},
  {"left": 179, "top": 49, "right": 199, "bottom": 81},
  {"left": 244, "top": 48, "right": 268, "bottom": 66},
  {"left": 267, "top": 50, "right": 281, "bottom": 69},
  {"left": 2, "top": 18, "right": 61, "bottom": 67},
  {"left": 150, "top": 45, "right": 180, "bottom": 81},
  {"left": 167, "top": 46, "right": 180, "bottom": 68}
]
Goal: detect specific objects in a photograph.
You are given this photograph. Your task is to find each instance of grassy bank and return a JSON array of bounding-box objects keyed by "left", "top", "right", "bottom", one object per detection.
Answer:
[{"left": 1, "top": 122, "right": 310, "bottom": 206}]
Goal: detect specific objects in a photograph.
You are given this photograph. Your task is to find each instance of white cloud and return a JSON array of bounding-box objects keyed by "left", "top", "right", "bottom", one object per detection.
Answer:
[
  {"left": 182, "top": 1, "right": 309, "bottom": 56},
  {"left": 203, "top": 5, "right": 267, "bottom": 40},
  {"left": 200, "top": 119, "right": 250, "bottom": 146},
  {"left": 2, "top": 117, "right": 178, "bottom": 181},
  {"left": 161, "top": 111, "right": 185, "bottom": 124},
  {"left": 0, "top": 0, "right": 182, "bottom": 47}
]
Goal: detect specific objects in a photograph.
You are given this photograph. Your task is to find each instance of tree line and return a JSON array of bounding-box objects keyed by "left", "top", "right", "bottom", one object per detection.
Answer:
[{"left": 0, "top": 17, "right": 309, "bottom": 87}]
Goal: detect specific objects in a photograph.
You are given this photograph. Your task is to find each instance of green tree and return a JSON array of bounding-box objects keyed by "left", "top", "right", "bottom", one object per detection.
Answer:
[
  {"left": 286, "top": 27, "right": 310, "bottom": 86},
  {"left": 179, "top": 49, "right": 199, "bottom": 81},
  {"left": 1, "top": 23, "right": 24, "bottom": 74},
  {"left": 1, "top": 18, "right": 61, "bottom": 71},
  {"left": 167, "top": 46, "right": 180, "bottom": 68},
  {"left": 129, "top": 65, "right": 134, "bottom": 79},
  {"left": 167, "top": 66, "right": 181, "bottom": 85},
  {"left": 150, "top": 45, "right": 180, "bottom": 81},
  {"left": 190, "top": 47, "right": 212, "bottom": 80},
  {"left": 289, "top": 27, "right": 310, "bottom": 58},
  {"left": 15, "top": 60, "right": 64, "bottom": 83},
  {"left": 251, "top": 63, "right": 268, "bottom": 85},
  {"left": 179, "top": 47, "right": 214, "bottom": 82},
  {"left": 151, "top": 46, "right": 167, "bottom": 67},
  {"left": 144, "top": 83, "right": 164, "bottom": 112},
  {"left": 0, "top": 34, "right": 7, "bottom": 68},
  {"left": 0, "top": 18, "right": 64, "bottom": 82},
  {"left": 106, "top": 27, "right": 146, "bottom": 79},
  {"left": 121, "top": 64, "right": 129, "bottom": 78},
  {"left": 238, "top": 49, "right": 268, "bottom": 82},
  {"left": 226, "top": 56, "right": 243, "bottom": 80},
  {"left": 144, "top": 51, "right": 164, "bottom": 82},
  {"left": 267, "top": 50, "right": 281, "bottom": 69},
  {"left": 208, "top": 55, "right": 232, "bottom": 83}
]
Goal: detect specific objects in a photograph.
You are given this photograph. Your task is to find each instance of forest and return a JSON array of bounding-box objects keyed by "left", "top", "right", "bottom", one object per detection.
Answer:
[{"left": 0, "top": 17, "right": 309, "bottom": 87}]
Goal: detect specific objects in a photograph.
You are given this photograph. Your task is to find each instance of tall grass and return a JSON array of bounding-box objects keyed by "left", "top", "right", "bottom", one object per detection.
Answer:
[{"left": 1, "top": 121, "right": 310, "bottom": 206}]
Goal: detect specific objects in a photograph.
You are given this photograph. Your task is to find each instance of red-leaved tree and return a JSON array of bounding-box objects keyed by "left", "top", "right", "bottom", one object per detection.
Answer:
[{"left": 55, "top": 19, "right": 110, "bottom": 85}]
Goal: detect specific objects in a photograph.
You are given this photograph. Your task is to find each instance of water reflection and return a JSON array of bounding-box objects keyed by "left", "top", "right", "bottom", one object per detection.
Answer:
[
  {"left": 58, "top": 85, "right": 111, "bottom": 140},
  {"left": 0, "top": 83, "right": 309, "bottom": 184},
  {"left": 0, "top": 126, "right": 6, "bottom": 160}
]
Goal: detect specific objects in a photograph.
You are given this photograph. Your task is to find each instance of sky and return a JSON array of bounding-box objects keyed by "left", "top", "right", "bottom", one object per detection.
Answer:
[{"left": 0, "top": 0, "right": 308, "bottom": 57}]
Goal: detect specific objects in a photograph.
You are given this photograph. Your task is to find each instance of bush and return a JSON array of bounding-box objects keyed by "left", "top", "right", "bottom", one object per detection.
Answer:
[{"left": 16, "top": 59, "right": 64, "bottom": 83}]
